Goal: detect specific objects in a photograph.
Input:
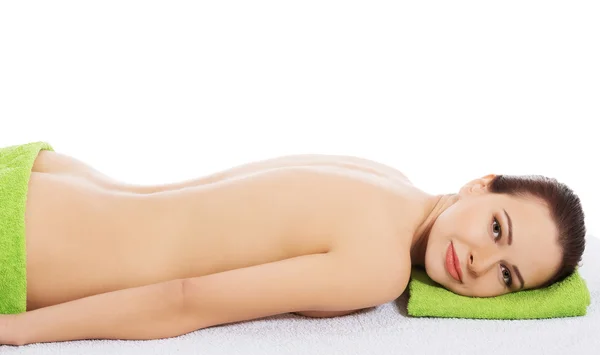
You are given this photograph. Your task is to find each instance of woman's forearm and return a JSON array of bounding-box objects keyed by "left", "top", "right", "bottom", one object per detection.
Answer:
[{"left": 15, "top": 279, "right": 188, "bottom": 344}]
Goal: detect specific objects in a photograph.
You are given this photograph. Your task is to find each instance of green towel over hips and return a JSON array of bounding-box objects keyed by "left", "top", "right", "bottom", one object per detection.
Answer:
[
  {"left": 0, "top": 141, "right": 54, "bottom": 314},
  {"left": 407, "top": 267, "right": 591, "bottom": 320}
]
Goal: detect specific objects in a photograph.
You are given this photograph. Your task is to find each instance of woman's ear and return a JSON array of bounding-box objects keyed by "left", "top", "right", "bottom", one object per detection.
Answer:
[{"left": 459, "top": 174, "right": 497, "bottom": 197}]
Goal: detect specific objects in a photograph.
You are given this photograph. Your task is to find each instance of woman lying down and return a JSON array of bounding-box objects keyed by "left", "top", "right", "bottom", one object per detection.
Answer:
[{"left": 0, "top": 142, "right": 586, "bottom": 345}]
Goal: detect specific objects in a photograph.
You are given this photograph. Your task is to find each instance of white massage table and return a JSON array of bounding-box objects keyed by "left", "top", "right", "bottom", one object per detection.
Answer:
[{"left": 4, "top": 235, "right": 599, "bottom": 355}]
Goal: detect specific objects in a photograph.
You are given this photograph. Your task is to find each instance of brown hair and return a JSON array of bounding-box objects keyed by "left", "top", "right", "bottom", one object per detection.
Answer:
[{"left": 489, "top": 175, "right": 586, "bottom": 289}]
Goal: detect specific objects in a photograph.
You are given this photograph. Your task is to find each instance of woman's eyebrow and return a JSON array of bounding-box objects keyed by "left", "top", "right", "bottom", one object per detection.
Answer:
[{"left": 503, "top": 209, "right": 513, "bottom": 245}]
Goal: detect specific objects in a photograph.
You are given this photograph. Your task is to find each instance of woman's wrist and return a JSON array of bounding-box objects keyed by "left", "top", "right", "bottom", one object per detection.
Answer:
[
  {"left": 17, "top": 312, "right": 35, "bottom": 346},
  {"left": 1, "top": 314, "right": 28, "bottom": 346}
]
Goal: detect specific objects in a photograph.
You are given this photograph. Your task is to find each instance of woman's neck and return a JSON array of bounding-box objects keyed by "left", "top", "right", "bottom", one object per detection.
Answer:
[{"left": 410, "top": 193, "right": 459, "bottom": 267}]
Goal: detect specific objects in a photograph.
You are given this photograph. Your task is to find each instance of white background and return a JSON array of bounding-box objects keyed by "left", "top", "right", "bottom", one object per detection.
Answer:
[{"left": 1, "top": 1, "right": 598, "bottom": 237}]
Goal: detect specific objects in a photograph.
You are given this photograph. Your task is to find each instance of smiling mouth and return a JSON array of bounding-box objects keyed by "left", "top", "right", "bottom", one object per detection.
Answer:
[{"left": 445, "top": 242, "right": 463, "bottom": 283}]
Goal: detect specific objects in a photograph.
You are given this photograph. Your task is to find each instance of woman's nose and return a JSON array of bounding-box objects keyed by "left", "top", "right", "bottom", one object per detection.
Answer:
[{"left": 467, "top": 245, "right": 498, "bottom": 276}]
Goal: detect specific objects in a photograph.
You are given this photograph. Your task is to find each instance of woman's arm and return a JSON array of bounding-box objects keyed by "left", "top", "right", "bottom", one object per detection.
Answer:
[
  {"left": 6, "top": 252, "right": 406, "bottom": 345},
  {"left": 8, "top": 279, "right": 186, "bottom": 345}
]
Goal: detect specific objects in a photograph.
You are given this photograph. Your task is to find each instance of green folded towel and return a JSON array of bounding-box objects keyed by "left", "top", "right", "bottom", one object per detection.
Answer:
[
  {"left": 1, "top": 141, "right": 54, "bottom": 314},
  {"left": 407, "top": 267, "right": 591, "bottom": 320}
]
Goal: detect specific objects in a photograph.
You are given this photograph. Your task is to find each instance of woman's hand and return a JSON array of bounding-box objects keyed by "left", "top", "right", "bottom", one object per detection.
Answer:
[{"left": 0, "top": 314, "right": 25, "bottom": 346}]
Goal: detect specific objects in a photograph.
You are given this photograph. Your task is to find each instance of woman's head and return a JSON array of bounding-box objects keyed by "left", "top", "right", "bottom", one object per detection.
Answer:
[{"left": 423, "top": 174, "right": 586, "bottom": 297}]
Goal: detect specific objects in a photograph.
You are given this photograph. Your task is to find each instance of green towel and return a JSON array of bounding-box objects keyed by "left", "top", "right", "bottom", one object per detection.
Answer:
[
  {"left": 407, "top": 267, "right": 591, "bottom": 320},
  {"left": 0, "top": 141, "right": 54, "bottom": 314}
]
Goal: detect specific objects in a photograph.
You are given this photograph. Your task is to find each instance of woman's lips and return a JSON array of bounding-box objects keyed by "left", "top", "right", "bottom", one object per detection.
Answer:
[{"left": 445, "top": 242, "right": 463, "bottom": 282}]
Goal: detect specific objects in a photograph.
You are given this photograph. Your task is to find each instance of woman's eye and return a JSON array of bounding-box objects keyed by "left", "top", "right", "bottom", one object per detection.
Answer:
[
  {"left": 501, "top": 265, "right": 512, "bottom": 287},
  {"left": 492, "top": 218, "right": 502, "bottom": 241}
]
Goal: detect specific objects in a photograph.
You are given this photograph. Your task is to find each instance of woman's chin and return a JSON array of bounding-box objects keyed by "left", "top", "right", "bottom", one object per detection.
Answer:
[
  {"left": 424, "top": 263, "right": 447, "bottom": 286},
  {"left": 426, "top": 269, "right": 467, "bottom": 295}
]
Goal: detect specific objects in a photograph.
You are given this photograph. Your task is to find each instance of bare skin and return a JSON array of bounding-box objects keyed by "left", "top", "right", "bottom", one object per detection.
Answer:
[
  {"left": 25, "top": 151, "right": 421, "bottom": 311},
  {"left": 1, "top": 150, "right": 563, "bottom": 345}
]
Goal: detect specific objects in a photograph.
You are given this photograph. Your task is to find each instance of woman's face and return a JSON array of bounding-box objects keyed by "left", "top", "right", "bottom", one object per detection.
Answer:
[{"left": 424, "top": 175, "right": 563, "bottom": 297}]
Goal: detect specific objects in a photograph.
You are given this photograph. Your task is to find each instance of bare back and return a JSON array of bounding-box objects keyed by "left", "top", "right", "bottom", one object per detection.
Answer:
[{"left": 25, "top": 155, "right": 430, "bottom": 312}]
